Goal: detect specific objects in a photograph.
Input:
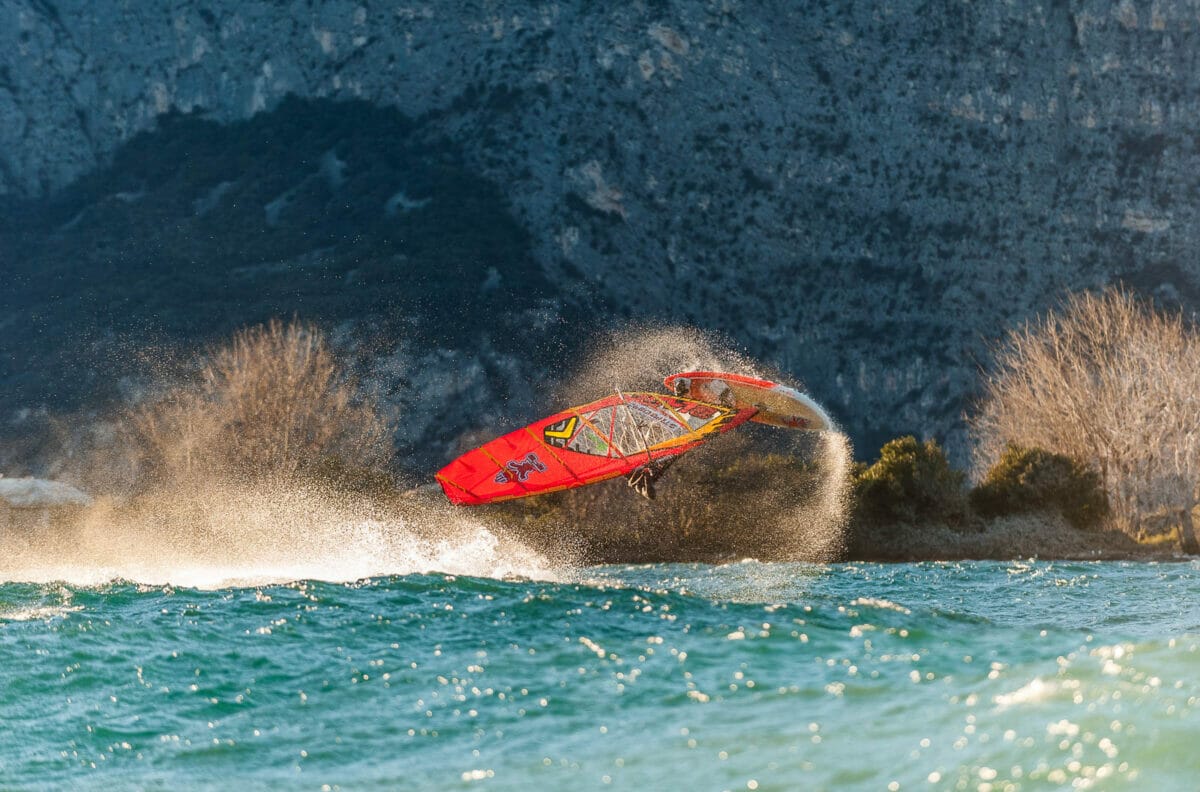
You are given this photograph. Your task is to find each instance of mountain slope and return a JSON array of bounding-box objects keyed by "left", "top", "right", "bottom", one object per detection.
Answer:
[{"left": 4, "top": 1, "right": 1200, "bottom": 461}]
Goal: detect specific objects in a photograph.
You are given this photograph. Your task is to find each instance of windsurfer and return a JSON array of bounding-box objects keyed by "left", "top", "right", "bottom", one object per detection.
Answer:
[
  {"left": 673, "top": 376, "right": 735, "bottom": 407},
  {"left": 626, "top": 455, "right": 678, "bottom": 500}
]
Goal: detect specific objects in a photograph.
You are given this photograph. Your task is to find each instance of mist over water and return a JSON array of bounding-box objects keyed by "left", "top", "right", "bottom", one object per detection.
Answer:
[
  {"left": 551, "top": 325, "right": 853, "bottom": 563},
  {"left": 555, "top": 326, "right": 763, "bottom": 404},
  {"left": 791, "top": 430, "right": 853, "bottom": 561},
  {"left": 0, "top": 484, "right": 562, "bottom": 589},
  {"left": 3, "top": 324, "right": 849, "bottom": 587}
]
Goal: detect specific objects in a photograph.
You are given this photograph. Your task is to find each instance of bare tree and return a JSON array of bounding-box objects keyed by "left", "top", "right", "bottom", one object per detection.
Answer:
[
  {"left": 973, "top": 288, "right": 1200, "bottom": 552},
  {"left": 129, "top": 319, "right": 391, "bottom": 485}
]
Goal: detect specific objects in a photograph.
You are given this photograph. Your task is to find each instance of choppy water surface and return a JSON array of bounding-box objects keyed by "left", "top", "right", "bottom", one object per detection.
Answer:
[{"left": 2, "top": 560, "right": 1198, "bottom": 790}]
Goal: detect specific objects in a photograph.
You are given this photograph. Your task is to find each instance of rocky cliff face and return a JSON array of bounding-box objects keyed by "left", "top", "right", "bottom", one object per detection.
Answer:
[{"left": 4, "top": 0, "right": 1200, "bottom": 462}]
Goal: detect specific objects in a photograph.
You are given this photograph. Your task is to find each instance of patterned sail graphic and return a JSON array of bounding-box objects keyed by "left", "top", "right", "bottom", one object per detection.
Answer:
[{"left": 436, "top": 392, "right": 755, "bottom": 505}]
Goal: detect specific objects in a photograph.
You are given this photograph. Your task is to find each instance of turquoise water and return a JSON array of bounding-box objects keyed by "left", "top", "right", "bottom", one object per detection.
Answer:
[{"left": 2, "top": 560, "right": 1198, "bottom": 790}]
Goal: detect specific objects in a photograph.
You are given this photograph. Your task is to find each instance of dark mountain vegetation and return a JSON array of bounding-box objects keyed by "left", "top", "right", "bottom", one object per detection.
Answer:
[{"left": 0, "top": 96, "right": 571, "bottom": 409}]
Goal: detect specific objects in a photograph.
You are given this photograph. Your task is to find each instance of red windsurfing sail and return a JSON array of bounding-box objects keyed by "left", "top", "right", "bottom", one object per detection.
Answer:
[{"left": 436, "top": 392, "right": 755, "bottom": 505}]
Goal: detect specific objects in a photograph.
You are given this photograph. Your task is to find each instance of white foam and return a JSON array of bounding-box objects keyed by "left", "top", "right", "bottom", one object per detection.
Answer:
[
  {"left": 0, "top": 604, "right": 84, "bottom": 622},
  {"left": 0, "top": 486, "right": 559, "bottom": 590},
  {"left": 994, "top": 677, "right": 1055, "bottom": 709}
]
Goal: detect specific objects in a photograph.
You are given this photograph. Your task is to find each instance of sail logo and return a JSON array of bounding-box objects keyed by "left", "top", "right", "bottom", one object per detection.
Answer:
[
  {"left": 543, "top": 416, "right": 579, "bottom": 448},
  {"left": 495, "top": 452, "right": 547, "bottom": 484}
]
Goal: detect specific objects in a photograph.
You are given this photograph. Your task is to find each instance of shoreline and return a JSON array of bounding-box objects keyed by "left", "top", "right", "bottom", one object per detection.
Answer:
[
  {"left": 3, "top": 491, "right": 1193, "bottom": 571},
  {"left": 845, "top": 512, "right": 1190, "bottom": 564}
]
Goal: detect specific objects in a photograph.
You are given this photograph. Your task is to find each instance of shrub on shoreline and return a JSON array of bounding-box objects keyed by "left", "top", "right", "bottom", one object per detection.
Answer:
[
  {"left": 969, "top": 444, "right": 1107, "bottom": 530},
  {"left": 853, "top": 436, "right": 966, "bottom": 526}
]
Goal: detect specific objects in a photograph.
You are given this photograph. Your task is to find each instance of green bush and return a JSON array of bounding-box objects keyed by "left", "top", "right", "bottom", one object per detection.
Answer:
[
  {"left": 970, "top": 444, "right": 1107, "bottom": 530},
  {"left": 854, "top": 436, "right": 966, "bottom": 525}
]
